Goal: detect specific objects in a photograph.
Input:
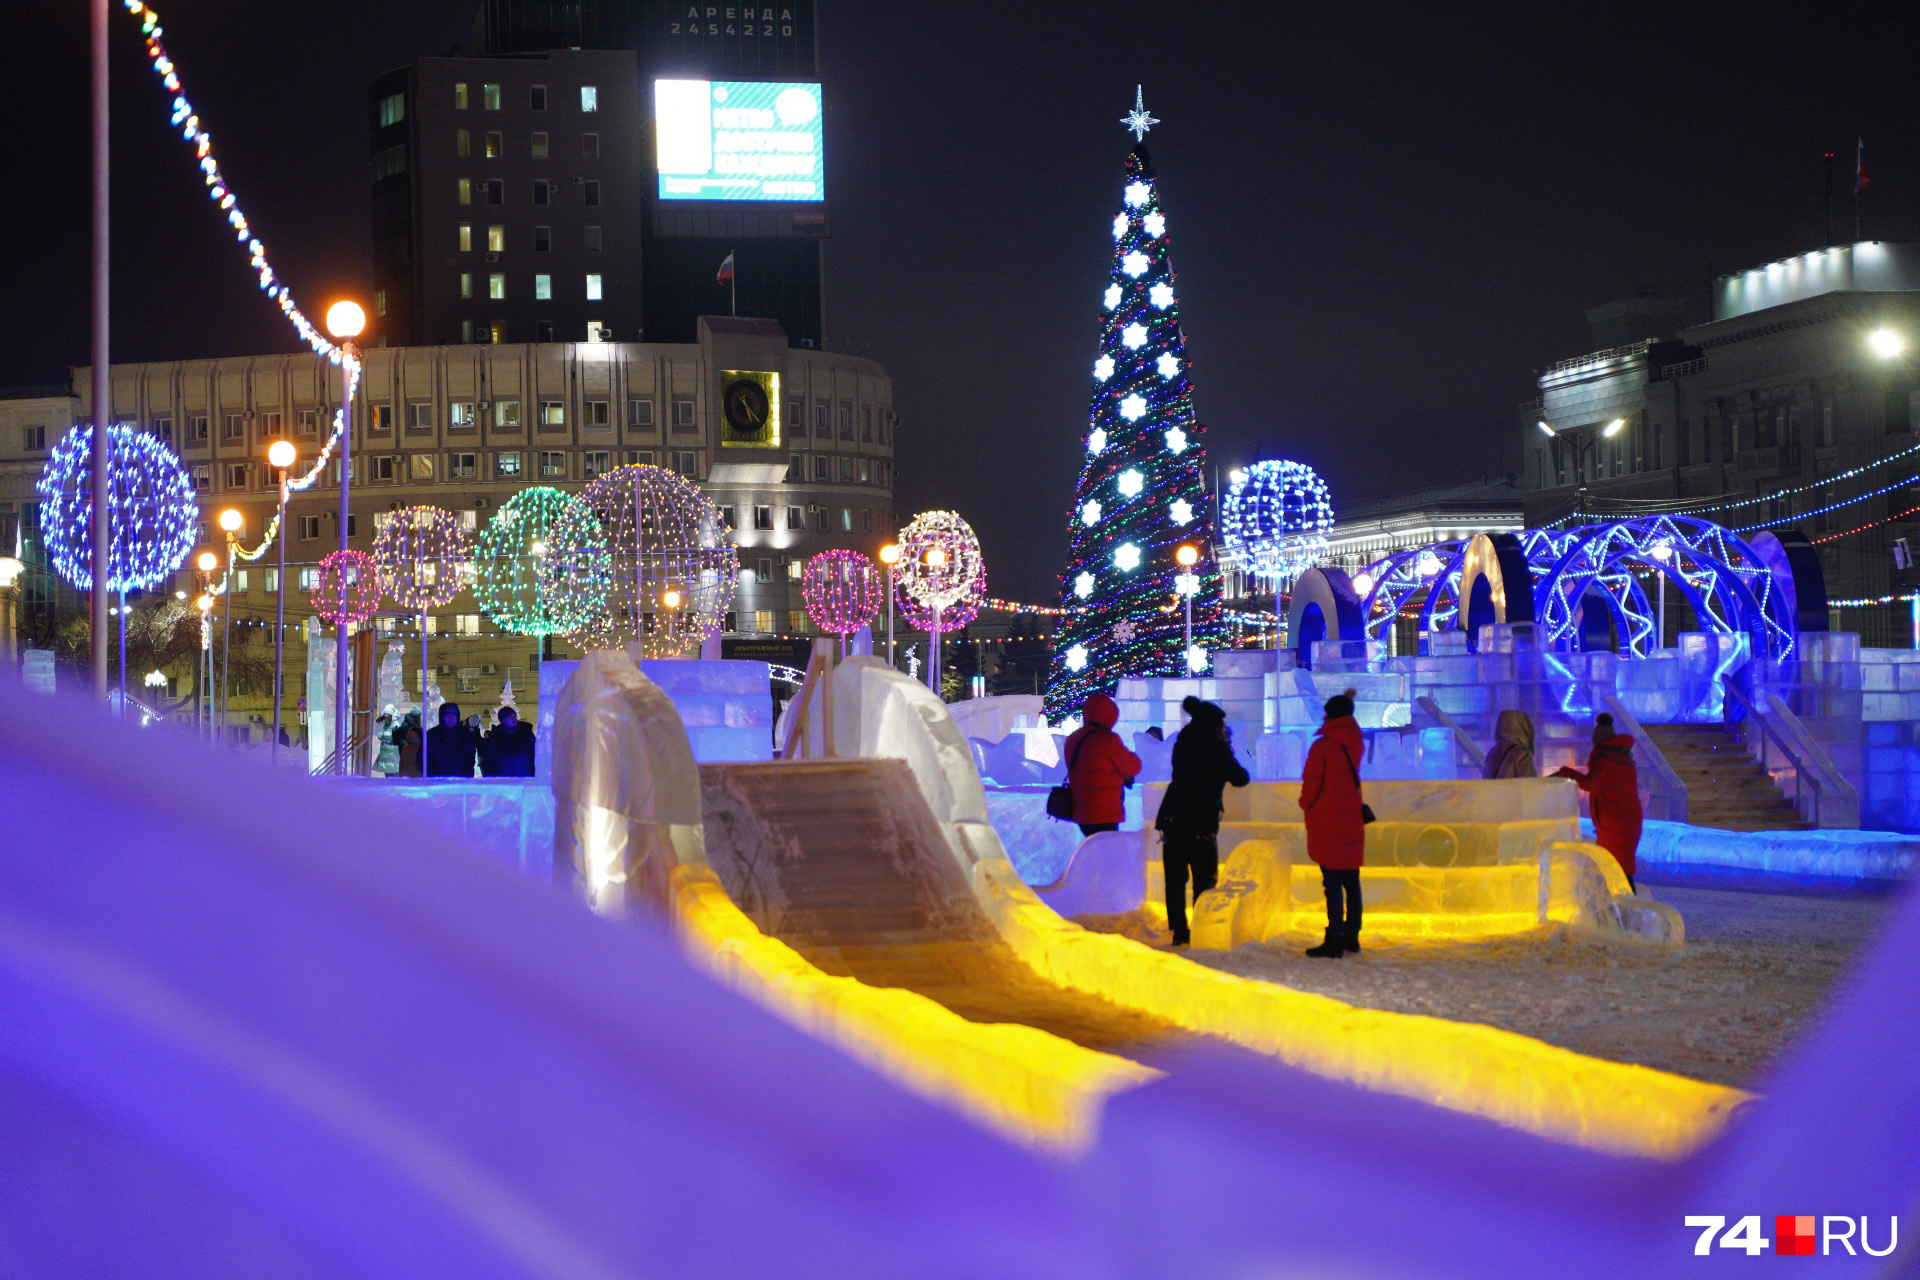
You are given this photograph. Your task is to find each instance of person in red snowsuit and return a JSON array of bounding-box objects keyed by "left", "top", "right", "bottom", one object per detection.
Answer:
[
  {"left": 1064, "top": 692, "right": 1141, "bottom": 837},
  {"left": 1299, "top": 689, "right": 1367, "bottom": 957},
  {"left": 1555, "top": 712, "right": 1643, "bottom": 891}
]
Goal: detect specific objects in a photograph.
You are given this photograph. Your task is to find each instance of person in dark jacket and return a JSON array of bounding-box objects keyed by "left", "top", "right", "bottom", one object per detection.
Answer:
[
  {"left": 1555, "top": 713, "right": 1643, "bottom": 891},
  {"left": 1063, "top": 692, "right": 1142, "bottom": 837},
  {"left": 391, "top": 710, "right": 423, "bottom": 778},
  {"left": 480, "top": 706, "right": 537, "bottom": 777},
  {"left": 424, "top": 702, "right": 480, "bottom": 778},
  {"left": 1153, "top": 696, "right": 1251, "bottom": 947},
  {"left": 1300, "top": 689, "right": 1367, "bottom": 958}
]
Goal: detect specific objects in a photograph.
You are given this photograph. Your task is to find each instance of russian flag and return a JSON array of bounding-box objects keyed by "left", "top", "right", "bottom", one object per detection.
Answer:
[
  {"left": 716, "top": 251, "right": 735, "bottom": 284},
  {"left": 1856, "top": 138, "right": 1869, "bottom": 196}
]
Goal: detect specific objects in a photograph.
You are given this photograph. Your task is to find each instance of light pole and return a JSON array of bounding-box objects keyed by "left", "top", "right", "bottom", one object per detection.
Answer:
[
  {"left": 1538, "top": 417, "right": 1624, "bottom": 504},
  {"left": 218, "top": 507, "right": 242, "bottom": 739},
  {"left": 195, "top": 550, "right": 217, "bottom": 738},
  {"left": 924, "top": 545, "right": 947, "bottom": 694},
  {"left": 879, "top": 543, "right": 899, "bottom": 669},
  {"left": 1649, "top": 541, "right": 1671, "bottom": 651},
  {"left": 325, "top": 301, "right": 364, "bottom": 775},
  {"left": 268, "top": 438, "right": 296, "bottom": 761},
  {"left": 1176, "top": 544, "right": 1200, "bottom": 666}
]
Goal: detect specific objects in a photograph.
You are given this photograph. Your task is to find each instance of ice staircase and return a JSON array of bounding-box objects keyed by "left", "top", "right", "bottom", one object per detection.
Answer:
[
  {"left": 1639, "top": 724, "right": 1808, "bottom": 832},
  {"left": 698, "top": 757, "right": 1211, "bottom": 1060}
]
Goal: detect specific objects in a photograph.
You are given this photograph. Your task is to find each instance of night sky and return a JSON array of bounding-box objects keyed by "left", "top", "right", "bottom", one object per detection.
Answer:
[{"left": 5, "top": 1, "right": 1918, "bottom": 600}]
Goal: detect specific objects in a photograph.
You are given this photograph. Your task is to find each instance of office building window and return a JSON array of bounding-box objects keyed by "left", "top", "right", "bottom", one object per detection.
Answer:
[
  {"left": 580, "top": 85, "right": 597, "bottom": 112},
  {"left": 539, "top": 451, "right": 566, "bottom": 478},
  {"left": 539, "top": 401, "right": 565, "bottom": 427},
  {"left": 454, "top": 82, "right": 468, "bottom": 110},
  {"left": 449, "top": 452, "right": 477, "bottom": 479},
  {"left": 406, "top": 402, "right": 432, "bottom": 431},
  {"left": 298, "top": 515, "right": 319, "bottom": 540},
  {"left": 532, "top": 180, "right": 550, "bottom": 205},
  {"left": 461, "top": 319, "right": 474, "bottom": 343},
  {"left": 458, "top": 223, "right": 472, "bottom": 252},
  {"left": 456, "top": 128, "right": 471, "bottom": 158},
  {"left": 378, "top": 92, "right": 404, "bottom": 127},
  {"left": 585, "top": 273, "right": 603, "bottom": 300},
  {"left": 786, "top": 454, "right": 802, "bottom": 481},
  {"left": 486, "top": 225, "right": 504, "bottom": 252},
  {"left": 191, "top": 464, "right": 210, "bottom": 491},
  {"left": 494, "top": 400, "right": 521, "bottom": 429},
  {"left": 409, "top": 453, "right": 435, "bottom": 482},
  {"left": 234, "top": 568, "right": 251, "bottom": 594},
  {"left": 534, "top": 225, "right": 550, "bottom": 252},
  {"left": 187, "top": 415, "right": 208, "bottom": 441},
  {"left": 494, "top": 451, "right": 522, "bottom": 477},
  {"left": 755, "top": 558, "right": 772, "bottom": 584},
  {"left": 838, "top": 401, "right": 854, "bottom": 440},
  {"left": 812, "top": 455, "right": 829, "bottom": 481},
  {"left": 221, "top": 413, "right": 244, "bottom": 441},
  {"left": 370, "top": 455, "right": 396, "bottom": 482},
  {"left": 259, "top": 410, "right": 282, "bottom": 435},
  {"left": 839, "top": 508, "right": 853, "bottom": 532},
  {"left": 583, "top": 180, "right": 601, "bottom": 207},
  {"left": 583, "top": 132, "right": 599, "bottom": 158},
  {"left": 457, "top": 178, "right": 471, "bottom": 205},
  {"left": 625, "top": 449, "right": 655, "bottom": 465},
  {"left": 862, "top": 405, "right": 872, "bottom": 442},
  {"left": 837, "top": 456, "right": 853, "bottom": 482},
  {"left": 671, "top": 397, "right": 696, "bottom": 431},
  {"left": 489, "top": 321, "right": 506, "bottom": 344},
  {"left": 584, "top": 450, "right": 611, "bottom": 479},
  {"left": 484, "top": 130, "right": 502, "bottom": 158},
  {"left": 484, "top": 180, "right": 503, "bottom": 204},
  {"left": 534, "top": 273, "right": 552, "bottom": 300},
  {"left": 531, "top": 130, "right": 549, "bottom": 159},
  {"left": 488, "top": 273, "right": 505, "bottom": 300},
  {"left": 224, "top": 463, "right": 249, "bottom": 489},
  {"left": 813, "top": 506, "right": 829, "bottom": 531},
  {"left": 787, "top": 505, "right": 804, "bottom": 529},
  {"left": 671, "top": 450, "right": 698, "bottom": 478},
  {"left": 482, "top": 84, "right": 500, "bottom": 110},
  {"left": 535, "top": 320, "right": 554, "bottom": 342},
  {"left": 264, "top": 568, "right": 278, "bottom": 593},
  {"left": 449, "top": 401, "right": 475, "bottom": 429},
  {"left": 150, "top": 417, "right": 173, "bottom": 444},
  {"left": 858, "top": 458, "right": 871, "bottom": 483},
  {"left": 717, "top": 505, "right": 736, "bottom": 529},
  {"left": 584, "top": 225, "right": 602, "bottom": 252},
  {"left": 585, "top": 400, "right": 610, "bottom": 427},
  {"left": 753, "top": 505, "right": 773, "bottom": 530},
  {"left": 627, "top": 398, "right": 653, "bottom": 427},
  {"left": 460, "top": 272, "right": 473, "bottom": 299},
  {"left": 529, "top": 84, "right": 546, "bottom": 111},
  {"left": 813, "top": 401, "right": 829, "bottom": 438},
  {"left": 860, "top": 509, "right": 872, "bottom": 532}
]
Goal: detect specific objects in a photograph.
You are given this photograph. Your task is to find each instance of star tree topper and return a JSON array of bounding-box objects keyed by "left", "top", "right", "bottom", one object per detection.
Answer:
[{"left": 1121, "top": 85, "right": 1159, "bottom": 142}]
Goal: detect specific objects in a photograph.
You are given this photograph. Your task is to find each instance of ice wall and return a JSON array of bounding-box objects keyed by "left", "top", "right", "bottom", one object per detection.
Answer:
[
  {"left": 538, "top": 655, "right": 773, "bottom": 771},
  {"left": 1636, "top": 817, "right": 1920, "bottom": 883}
]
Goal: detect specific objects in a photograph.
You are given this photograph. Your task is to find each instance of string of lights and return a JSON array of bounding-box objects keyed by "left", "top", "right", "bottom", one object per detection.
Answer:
[
  {"left": 1828, "top": 593, "right": 1920, "bottom": 608},
  {"left": 1546, "top": 439, "right": 1920, "bottom": 526},
  {"left": 1732, "top": 474, "right": 1920, "bottom": 534},
  {"left": 1810, "top": 503, "right": 1920, "bottom": 546},
  {"left": 125, "top": 0, "right": 360, "bottom": 493}
]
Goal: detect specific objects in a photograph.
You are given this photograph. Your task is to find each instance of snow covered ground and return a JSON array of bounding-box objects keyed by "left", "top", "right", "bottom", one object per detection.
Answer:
[{"left": 1086, "top": 882, "right": 1905, "bottom": 1089}]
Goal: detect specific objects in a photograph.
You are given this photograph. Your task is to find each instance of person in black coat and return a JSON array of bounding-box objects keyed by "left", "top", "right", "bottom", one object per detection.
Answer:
[
  {"left": 424, "top": 701, "right": 480, "bottom": 777},
  {"left": 1153, "top": 696, "right": 1251, "bottom": 947},
  {"left": 480, "top": 707, "right": 537, "bottom": 777}
]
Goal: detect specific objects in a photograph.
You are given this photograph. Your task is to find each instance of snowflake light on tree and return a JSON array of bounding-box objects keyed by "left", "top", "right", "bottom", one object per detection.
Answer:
[{"left": 1045, "top": 97, "right": 1223, "bottom": 721}]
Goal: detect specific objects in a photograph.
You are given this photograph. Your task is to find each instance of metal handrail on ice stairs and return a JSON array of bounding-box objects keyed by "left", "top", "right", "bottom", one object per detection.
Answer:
[{"left": 1722, "top": 682, "right": 1859, "bottom": 828}]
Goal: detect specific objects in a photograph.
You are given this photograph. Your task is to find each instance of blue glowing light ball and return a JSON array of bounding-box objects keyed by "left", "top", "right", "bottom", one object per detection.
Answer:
[
  {"left": 35, "top": 424, "right": 200, "bottom": 592},
  {"left": 1221, "top": 459, "right": 1334, "bottom": 580}
]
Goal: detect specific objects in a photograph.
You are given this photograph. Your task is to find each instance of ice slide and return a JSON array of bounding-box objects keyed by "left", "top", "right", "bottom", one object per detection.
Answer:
[{"left": 5, "top": 672, "right": 1920, "bottom": 1277}]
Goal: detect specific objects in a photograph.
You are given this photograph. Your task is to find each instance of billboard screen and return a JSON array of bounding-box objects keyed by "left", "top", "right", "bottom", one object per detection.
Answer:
[{"left": 654, "top": 79, "right": 824, "bottom": 203}]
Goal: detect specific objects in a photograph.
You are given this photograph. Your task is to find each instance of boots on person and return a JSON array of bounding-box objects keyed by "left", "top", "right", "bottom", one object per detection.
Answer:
[
  {"left": 1342, "top": 926, "right": 1362, "bottom": 955},
  {"left": 1305, "top": 930, "right": 1344, "bottom": 958}
]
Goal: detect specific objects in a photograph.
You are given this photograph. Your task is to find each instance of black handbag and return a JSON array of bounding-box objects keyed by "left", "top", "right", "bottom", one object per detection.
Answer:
[
  {"left": 1341, "top": 745, "right": 1377, "bottom": 825},
  {"left": 1045, "top": 731, "right": 1094, "bottom": 822}
]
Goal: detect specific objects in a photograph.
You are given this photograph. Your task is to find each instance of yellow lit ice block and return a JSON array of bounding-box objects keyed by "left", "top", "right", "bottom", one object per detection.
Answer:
[
  {"left": 974, "top": 858, "right": 1743, "bottom": 1159},
  {"left": 672, "top": 864, "right": 1155, "bottom": 1150}
]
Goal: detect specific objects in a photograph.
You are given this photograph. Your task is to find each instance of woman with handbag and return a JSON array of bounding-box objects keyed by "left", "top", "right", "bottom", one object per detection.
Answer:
[
  {"left": 1058, "top": 692, "right": 1141, "bottom": 837},
  {"left": 1300, "top": 689, "right": 1368, "bottom": 958}
]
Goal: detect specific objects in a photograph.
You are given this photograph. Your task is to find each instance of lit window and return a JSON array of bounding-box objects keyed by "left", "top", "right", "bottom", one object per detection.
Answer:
[
  {"left": 540, "top": 451, "right": 566, "bottom": 478},
  {"left": 485, "top": 131, "right": 502, "bottom": 158},
  {"left": 449, "top": 402, "right": 475, "bottom": 427},
  {"left": 409, "top": 453, "right": 435, "bottom": 482},
  {"left": 456, "top": 128, "right": 470, "bottom": 157},
  {"left": 585, "top": 400, "right": 610, "bottom": 426},
  {"left": 489, "top": 321, "right": 505, "bottom": 344},
  {"left": 374, "top": 289, "right": 387, "bottom": 317},
  {"left": 458, "top": 224, "right": 471, "bottom": 252},
  {"left": 585, "top": 273, "right": 603, "bottom": 301},
  {"left": 494, "top": 451, "right": 522, "bottom": 477},
  {"left": 540, "top": 401, "right": 565, "bottom": 426},
  {"left": 378, "top": 93, "right": 405, "bottom": 127},
  {"left": 453, "top": 82, "right": 468, "bottom": 110},
  {"left": 487, "top": 225, "right": 504, "bottom": 252},
  {"left": 460, "top": 273, "right": 472, "bottom": 299},
  {"left": 494, "top": 400, "right": 521, "bottom": 428},
  {"left": 580, "top": 85, "right": 597, "bottom": 112},
  {"left": 531, "top": 130, "right": 548, "bottom": 159},
  {"left": 461, "top": 319, "right": 473, "bottom": 343},
  {"left": 457, "top": 178, "right": 471, "bottom": 205},
  {"left": 488, "top": 273, "right": 505, "bottom": 300},
  {"left": 482, "top": 84, "right": 500, "bottom": 110},
  {"left": 534, "top": 274, "right": 551, "bottom": 300}
]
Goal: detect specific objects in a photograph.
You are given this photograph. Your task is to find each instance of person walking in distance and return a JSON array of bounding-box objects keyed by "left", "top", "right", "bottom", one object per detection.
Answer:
[
  {"left": 1301, "top": 689, "right": 1367, "bottom": 958},
  {"left": 1483, "top": 709, "right": 1538, "bottom": 779},
  {"left": 1555, "top": 712, "right": 1643, "bottom": 892},
  {"left": 1064, "top": 692, "right": 1142, "bottom": 838},
  {"left": 1153, "top": 696, "right": 1250, "bottom": 948}
]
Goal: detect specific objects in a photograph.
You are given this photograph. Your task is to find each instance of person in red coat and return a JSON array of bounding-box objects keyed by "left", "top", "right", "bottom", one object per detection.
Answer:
[
  {"left": 1555, "top": 712, "right": 1643, "bottom": 890},
  {"left": 1299, "top": 689, "right": 1367, "bottom": 958},
  {"left": 1064, "top": 692, "right": 1142, "bottom": 837}
]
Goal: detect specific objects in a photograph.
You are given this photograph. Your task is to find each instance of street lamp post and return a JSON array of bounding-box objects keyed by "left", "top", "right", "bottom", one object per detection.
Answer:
[
  {"left": 194, "top": 550, "right": 216, "bottom": 738},
  {"left": 325, "top": 301, "right": 364, "bottom": 775},
  {"left": 879, "top": 543, "right": 900, "bottom": 669},
  {"left": 1176, "top": 544, "right": 1199, "bottom": 663},
  {"left": 1538, "top": 418, "right": 1624, "bottom": 511},
  {"left": 924, "top": 546, "right": 947, "bottom": 695},
  {"left": 218, "top": 507, "right": 242, "bottom": 740},
  {"left": 268, "top": 439, "right": 296, "bottom": 762},
  {"left": 1649, "top": 541, "right": 1672, "bottom": 651}
]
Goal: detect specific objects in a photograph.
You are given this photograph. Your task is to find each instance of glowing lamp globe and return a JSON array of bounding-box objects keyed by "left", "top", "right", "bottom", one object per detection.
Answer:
[
  {"left": 311, "top": 549, "right": 380, "bottom": 627},
  {"left": 541, "top": 464, "right": 737, "bottom": 658},
  {"left": 219, "top": 508, "right": 243, "bottom": 534},
  {"left": 1175, "top": 544, "right": 1199, "bottom": 567},
  {"left": 267, "top": 439, "right": 297, "bottom": 470},
  {"left": 325, "top": 300, "right": 366, "bottom": 339},
  {"left": 474, "top": 486, "right": 605, "bottom": 636},
  {"left": 879, "top": 543, "right": 901, "bottom": 566},
  {"left": 1220, "top": 458, "right": 1333, "bottom": 582},
  {"left": 34, "top": 424, "right": 199, "bottom": 592},
  {"left": 196, "top": 550, "right": 218, "bottom": 573},
  {"left": 896, "top": 510, "right": 985, "bottom": 624},
  {"left": 373, "top": 506, "right": 472, "bottom": 611},
  {"left": 802, "top": 550, "right": 885, "bottom": 639}
]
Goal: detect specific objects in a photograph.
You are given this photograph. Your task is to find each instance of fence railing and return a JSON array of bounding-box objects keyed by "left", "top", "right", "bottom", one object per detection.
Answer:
[
  {"left": 1725, "top": 683, "right": 1859, "bottom": 828},
  {"left": 1601, "top": 694, "right": 1689, "bottom": 823},
  {"left": 1413, "top": 696, "right": 1486, "bottom": 774}
]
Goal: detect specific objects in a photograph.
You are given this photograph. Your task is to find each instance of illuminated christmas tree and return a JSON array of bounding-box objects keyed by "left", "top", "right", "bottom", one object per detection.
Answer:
[{"left": 1045, "top": 90, "right": 1222, "bottom": 721}]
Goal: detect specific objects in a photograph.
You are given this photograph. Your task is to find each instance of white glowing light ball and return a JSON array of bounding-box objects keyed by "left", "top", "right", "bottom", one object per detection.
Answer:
[{"left": 1186, "top": 645, "right": 1209, "bottom": 674}]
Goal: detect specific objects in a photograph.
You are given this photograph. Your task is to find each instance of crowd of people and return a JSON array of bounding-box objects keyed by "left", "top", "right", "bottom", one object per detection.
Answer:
[
  {"left": 1062, "top": 686, "right": 1645, "bottom": 957},
  {"left": 375, "top": 703, "right": 536, "bottom": 779}
]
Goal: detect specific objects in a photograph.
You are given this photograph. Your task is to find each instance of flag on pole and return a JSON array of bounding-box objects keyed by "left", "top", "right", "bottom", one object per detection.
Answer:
[
  {"left": 1855, "top": 138, "right": 1869, "bottom": 196},
  {"left": 716, "top": 252, "right": 735, "bottom": 284}
]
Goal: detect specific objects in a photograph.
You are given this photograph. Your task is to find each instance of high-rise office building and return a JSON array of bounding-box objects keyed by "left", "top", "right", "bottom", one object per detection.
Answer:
[{"left": 371, "top": 1, "right": 825, "bottom": 350}]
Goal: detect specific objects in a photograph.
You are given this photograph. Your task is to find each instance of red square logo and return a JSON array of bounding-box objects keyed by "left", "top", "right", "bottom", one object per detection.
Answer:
[{"left": 1776, "top": 1216, "right": 1816, "bottom": 1256}]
